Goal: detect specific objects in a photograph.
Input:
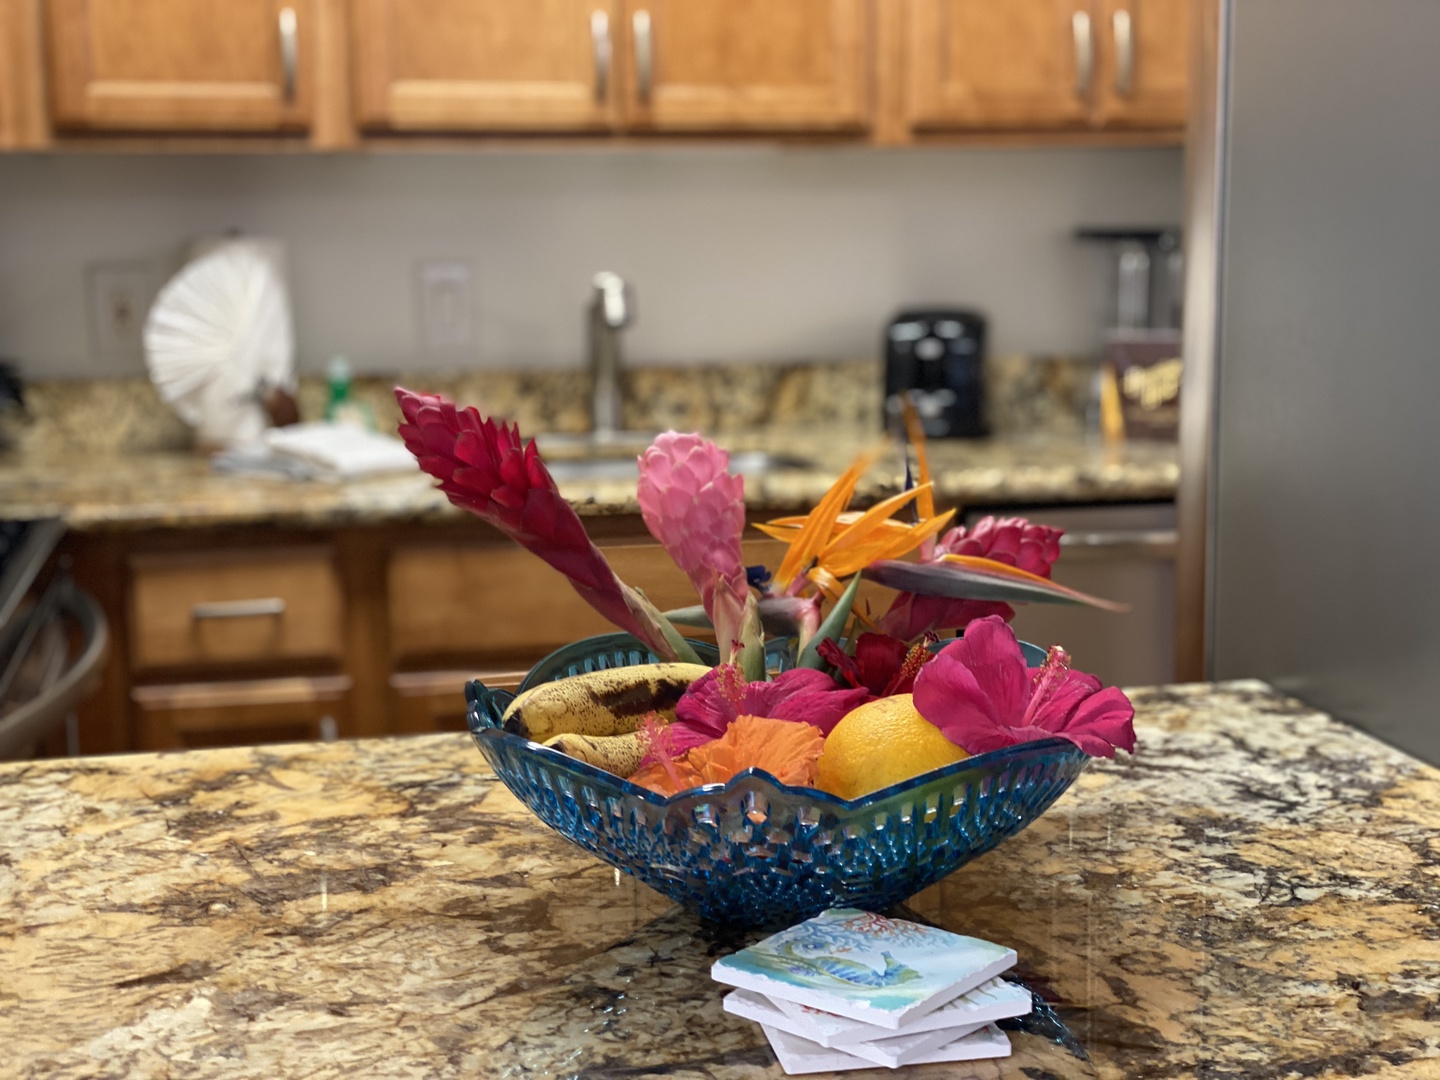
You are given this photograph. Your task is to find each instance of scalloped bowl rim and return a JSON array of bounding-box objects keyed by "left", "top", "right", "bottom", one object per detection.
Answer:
[{"left": 468, "top": 720, "right": 1087, "bottom": 811}]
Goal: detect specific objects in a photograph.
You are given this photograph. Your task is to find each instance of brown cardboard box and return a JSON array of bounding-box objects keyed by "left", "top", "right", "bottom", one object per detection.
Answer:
[{"left": 1104, "top": 330, "right": 1182, "bottom": 440}]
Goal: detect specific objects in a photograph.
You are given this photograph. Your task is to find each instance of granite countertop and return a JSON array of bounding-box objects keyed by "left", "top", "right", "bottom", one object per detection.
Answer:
[
  {"left": 0, "top": 430, "right": 1178, "bottom": 532},
  {"left": 3, "top": 681, "right": 1437, "bottom": 1078}
]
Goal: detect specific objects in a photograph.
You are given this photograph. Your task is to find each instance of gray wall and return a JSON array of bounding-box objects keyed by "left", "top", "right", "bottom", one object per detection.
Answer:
[
  {"left": 1211, "top": 0, "right": 1440, "bottom": 761},
  {"left": 0, "top": 147, "right": 1182, "bottom": 379}
]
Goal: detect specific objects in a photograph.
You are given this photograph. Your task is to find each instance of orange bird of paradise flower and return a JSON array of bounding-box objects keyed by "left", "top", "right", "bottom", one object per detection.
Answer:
[{"left": 754, "top": 445, "right": 955, "bottom": 602}]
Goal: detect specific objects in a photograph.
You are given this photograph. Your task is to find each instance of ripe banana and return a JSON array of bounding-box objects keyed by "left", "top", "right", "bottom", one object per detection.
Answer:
[
  {"left": 543, "top": 731, "right": 649, "bottom": 778},
  {"left": 501, "top": 663, "right": 711, "bottom": 741}
]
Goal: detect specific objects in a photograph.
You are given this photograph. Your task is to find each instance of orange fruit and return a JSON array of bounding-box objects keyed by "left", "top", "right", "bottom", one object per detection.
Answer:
[{"left": 815, "top": 693, "right": 969, "bottom": 800}]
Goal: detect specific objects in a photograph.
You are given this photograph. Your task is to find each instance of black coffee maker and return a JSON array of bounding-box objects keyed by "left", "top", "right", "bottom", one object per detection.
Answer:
[{"left": 883, "top": 309, "right": 987, "bottom": 439}]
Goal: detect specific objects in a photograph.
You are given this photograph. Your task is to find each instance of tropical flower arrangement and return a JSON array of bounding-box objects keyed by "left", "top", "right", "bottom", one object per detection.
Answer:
[{"left": 395, "top": 387, "right": 1137, "bottom": 804}]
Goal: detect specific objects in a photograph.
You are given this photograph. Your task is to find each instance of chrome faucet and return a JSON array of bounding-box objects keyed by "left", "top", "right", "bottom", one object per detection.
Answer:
[{"left": 588, "top": 272, "right": 632, "bottom": 440}]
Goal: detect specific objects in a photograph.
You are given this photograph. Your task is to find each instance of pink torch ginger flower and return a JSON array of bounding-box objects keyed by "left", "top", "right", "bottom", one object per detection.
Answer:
[
  {"left": 878, "top": 515, "right": 1065, "bottom": 640},
  {"left": 394, "top": 388, "right": 676, "bottom": 658},
  {"left": 637, "top": 433, "right": 750, "bottom": 662},
  {"left": 644, "top": 665, "right": 869, "bottom": 765},
  {"left": 912, "top": 615, "right": 1136, "bottom": 758}
]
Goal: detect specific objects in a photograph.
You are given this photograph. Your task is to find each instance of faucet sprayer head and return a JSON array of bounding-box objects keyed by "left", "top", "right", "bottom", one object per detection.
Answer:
[{"left": 592, "top": 272, "right": 633, "bottom": 329}]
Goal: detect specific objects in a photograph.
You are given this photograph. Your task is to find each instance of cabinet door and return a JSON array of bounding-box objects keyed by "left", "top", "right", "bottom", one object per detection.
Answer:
[
  {"left": 1092, "top": 0, "right": 1188, "bottom": 128},
  {"left": 46, "top": 0, "right": 313, "bottom": 131},
  {"left": 905, "top": 0, "right": 1090, "bottom": 130},
  {"left": 1, "top": 0, "right": 49, "bottom": 147},
  {"left": 352, "top": 0, "right": 620, "bottom": 132},
  {"left": 622, "top": 0, "right": 869, "bottom": 132}
]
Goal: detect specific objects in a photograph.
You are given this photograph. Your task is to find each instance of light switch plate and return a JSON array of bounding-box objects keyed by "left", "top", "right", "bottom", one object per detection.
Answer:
[
  {"left": 416, "top": 260, "right": 475, "bottom": 354},
  {"left": 85, "top": 261, "right": 156, "bottom": 364}
]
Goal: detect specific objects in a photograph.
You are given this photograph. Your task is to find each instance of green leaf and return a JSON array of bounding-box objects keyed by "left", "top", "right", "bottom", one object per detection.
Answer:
[
  {"left": 633, "top": 589, "right": 707, "bottom": 665},
  {"left": 665, "top": 599, "right": 815, "bottom": 640},
  {"left": 662, "top": 604, "right": 713, "bottom": 628},
  {"left": 737, "top": 593, "right": 766, "bottom": 683},
  {"left": 797, "top": 573, "right": 862, "bottom": 670},
  {"left": 862, "top": 559, "right": 1127, "bottom": 611}
]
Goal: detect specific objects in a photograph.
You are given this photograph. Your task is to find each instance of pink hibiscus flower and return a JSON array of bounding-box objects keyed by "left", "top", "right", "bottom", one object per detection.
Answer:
[
  {"left": 912, "top": 615, "right": 1136, "bottom": 758},
  {"left": 645, "top": 665, "right": 868, "bottom": 765}
]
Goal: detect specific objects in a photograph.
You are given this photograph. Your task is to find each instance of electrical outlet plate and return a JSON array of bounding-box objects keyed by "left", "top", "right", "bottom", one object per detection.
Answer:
[
  {"left": 85, "top": 261, "right": 156, "bottom": 364},
  {"left": 416, "top": 260, "right": 475, "bottom": 354}
]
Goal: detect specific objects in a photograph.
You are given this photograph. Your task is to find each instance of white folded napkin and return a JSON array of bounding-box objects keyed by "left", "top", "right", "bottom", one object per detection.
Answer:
[{"left": 212, "top": 422, "right": 417, "bottom": 481}]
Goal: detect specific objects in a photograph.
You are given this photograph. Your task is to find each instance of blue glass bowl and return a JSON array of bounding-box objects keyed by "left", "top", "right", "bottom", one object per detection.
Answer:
[{"left": 466, "top": 633, "right": 1089, "bottom": 928}]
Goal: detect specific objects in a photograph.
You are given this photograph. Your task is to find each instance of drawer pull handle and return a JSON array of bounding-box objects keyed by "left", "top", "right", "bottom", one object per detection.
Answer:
[
  {"left": 191, "top": 598, "right": 287, "bottom": 621},
  {"left": 1060, "top": 529, "right": 1178, "bottom": 551}
]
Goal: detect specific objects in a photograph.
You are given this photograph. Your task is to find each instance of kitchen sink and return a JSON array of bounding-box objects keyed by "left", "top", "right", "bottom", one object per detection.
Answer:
[
  {"left": 535, "top": 434, "right": 811, "bottom": 482},
  {"left": 535, "top": 431, "right": 660, "bottom": 459}
]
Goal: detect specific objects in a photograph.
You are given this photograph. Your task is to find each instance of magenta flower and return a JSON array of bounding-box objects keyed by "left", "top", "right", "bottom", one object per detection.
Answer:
[
  {"left": 912, "top": 615, "right": 1136, "bottom": 758},
  {"left": 637, "top": 433, "right": 750, "bottom": 662},
  {"left": 816, "top": 632, "right": 936, "bottom": 699},
  {"left": 647, "top": 665, "right": 868, "bottom": 763},
  {"left": 878, "top": 515, "right": 1065, "bottom": 640},
  {"left": 395, "top": 388, "right": 676, "bottom": 658}
]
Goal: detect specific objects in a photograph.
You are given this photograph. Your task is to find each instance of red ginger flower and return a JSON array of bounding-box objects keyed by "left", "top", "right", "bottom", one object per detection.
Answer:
[
  {"left": 637, "top": 433, "right": 749, "bottom": 663},
  {"left": 395, "top": 388, "right": 675, "bottom": 657},
  {"left": 912, "top": 615, "right": 1135, "bottom": 758},
  {"left": 878, "top": 515, "right": 1064, "bottom": 640}
]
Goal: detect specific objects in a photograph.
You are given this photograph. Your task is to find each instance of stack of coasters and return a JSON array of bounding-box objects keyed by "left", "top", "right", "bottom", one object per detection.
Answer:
[{"left": 713, "top": 908, "right": 1031, "bottom": 1074}]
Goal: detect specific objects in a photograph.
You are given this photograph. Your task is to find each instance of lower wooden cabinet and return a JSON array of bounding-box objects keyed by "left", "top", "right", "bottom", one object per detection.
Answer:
[
  {"left": 132, "top": 675, "right": 349, "bottom": 749},
  {"left": 387, "top": 668, "right": 525, "bottom": 735},
  {"left": 63, "top": 515, "right": 998, "bottom": 754},
  {"left": 65, "top": 518, "right": 788, "bottom": 753}
]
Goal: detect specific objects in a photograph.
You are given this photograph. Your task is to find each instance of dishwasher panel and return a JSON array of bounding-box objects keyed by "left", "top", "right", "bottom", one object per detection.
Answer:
[{"left": 966, "top": 504, "right": 1177, "bottom": 689}]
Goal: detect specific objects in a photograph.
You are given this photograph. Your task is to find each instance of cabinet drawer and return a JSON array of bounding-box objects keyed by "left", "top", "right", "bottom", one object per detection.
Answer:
[
  {"left": 388, "top": 539, "right": 790, "bottom": 661},
  {"left": 132, "top": 675, "right": 350, "bottom": 750},
  {"left": 129, "top": 548, "right": 343, "bottom": 670}
]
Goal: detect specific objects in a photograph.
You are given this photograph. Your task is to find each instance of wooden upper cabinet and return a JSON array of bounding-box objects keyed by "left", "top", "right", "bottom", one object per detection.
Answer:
[
  {"left": 1092, "top": 0, "right": 1188, "bottom": 128},
  {"left": 1, "top": 0, "right": 50, "bottom": 146},
  {"left": 905, "top": 0, "right": 1090, "bottom": 131},
  {"left": 45, "top": 0, "right": 315, "bottom": 132},
  {"left": 351, "top": 0, "right": 621, "bottom": 132},
  {"left": 622, "top": 0, "right": 869, "bottom": 132}
]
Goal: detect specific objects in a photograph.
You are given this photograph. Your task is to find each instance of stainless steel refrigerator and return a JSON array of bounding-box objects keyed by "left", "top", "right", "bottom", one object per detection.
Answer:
[{"left": 1178, "top": 0, "right": 1440, "bottom": 763}]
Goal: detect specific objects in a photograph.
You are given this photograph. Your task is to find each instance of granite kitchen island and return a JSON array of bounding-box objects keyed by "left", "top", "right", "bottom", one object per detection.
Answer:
[{"left": 4, "top": 682, "right": 1438, "bottom": 1079}]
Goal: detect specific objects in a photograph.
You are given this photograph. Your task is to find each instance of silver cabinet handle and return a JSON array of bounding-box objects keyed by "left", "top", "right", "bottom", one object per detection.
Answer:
[
  {"left": 1113, "top": 9, "right": 1134, "bottom": 97},
  {"left": 278, "top": 6, "right": 298, "bottom": 105},
  {"left": 632, "top": 9, "right": 653, "bottom": 104},
  {"left": 192, "top": 598, "right": 287, "bottom": 621},
  {"left": 591, "top": 10, "right": 612, "bottom": 104},
  {"left": 1071, "top": 9, "right": 1094, "bottom": 99}
]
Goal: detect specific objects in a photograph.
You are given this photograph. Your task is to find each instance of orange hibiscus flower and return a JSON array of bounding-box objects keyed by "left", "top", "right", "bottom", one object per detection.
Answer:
[{"left": 631, "top": 715, "right": 826, "bottom": 798}]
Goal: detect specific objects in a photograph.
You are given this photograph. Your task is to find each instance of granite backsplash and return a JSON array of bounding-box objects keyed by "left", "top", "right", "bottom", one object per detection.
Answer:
[{"left": 1, "top": 355, "right": 1096, "bottom": 458}]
